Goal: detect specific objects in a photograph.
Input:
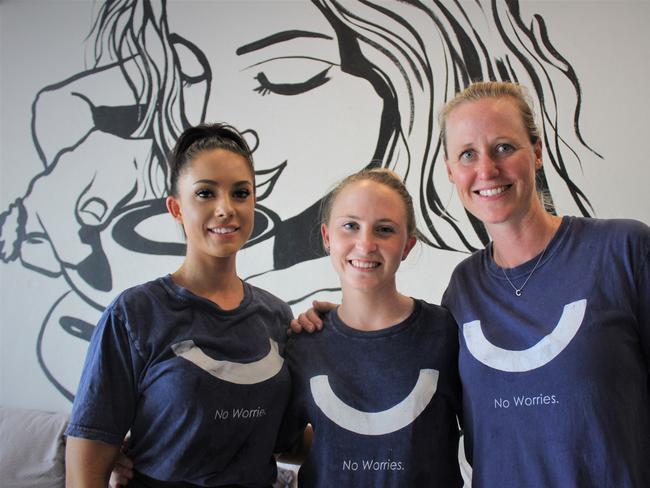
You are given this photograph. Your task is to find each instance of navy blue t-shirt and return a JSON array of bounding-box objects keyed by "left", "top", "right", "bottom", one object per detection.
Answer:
[
  {"left": 281, "top": 299, "right": 462, "bottom": 487},
  {"left": 66, "top": 275, "right": 293, "bottom": 487},
  {"left": 442, "top": 217, "right": 650, "bottom": 488}
]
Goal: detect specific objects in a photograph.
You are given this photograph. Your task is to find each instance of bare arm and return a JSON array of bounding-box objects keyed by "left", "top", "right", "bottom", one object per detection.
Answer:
[{"left": 66, "top": 436, "right": 121, "bottom": 488}]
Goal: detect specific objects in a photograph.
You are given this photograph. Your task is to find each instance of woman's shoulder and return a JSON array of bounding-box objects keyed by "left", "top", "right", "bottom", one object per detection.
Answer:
[
  {"left": 566, "top": 216, "right": 650, "bottom": 249},
  {"left": 441, "top": 248, "right": 488, "bottom": 310},
  {"left": 447, "top": 246, "right": 488, "bottom": 282},
  {"left": 568, "top": 215, "right": 648, "bottom": 234},
  {"left": 245, "top": 282, "right": 293, "bottom": 317},
  {"left": 416, "top": 298, "right": 453, "bottom": 319},
  {"left": 115, "top": 275, "right": 166, "bottom": 299},
  {"left": 108, "top": 276, "right": 173, "bottom": 317},
  {"left": 415, "top": 298, "right": 458, "bottom": 330}
]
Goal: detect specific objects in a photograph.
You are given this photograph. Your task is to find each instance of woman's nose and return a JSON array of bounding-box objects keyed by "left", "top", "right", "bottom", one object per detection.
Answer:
[
  {"left": 355, "top": 229, "right": 377, "bottom": 253},
  {"left": 215, "top": 197, "right": 234, "bottom": 218},
  {"left": 476, "top": 154, "right": 499, "bottom": 179}
]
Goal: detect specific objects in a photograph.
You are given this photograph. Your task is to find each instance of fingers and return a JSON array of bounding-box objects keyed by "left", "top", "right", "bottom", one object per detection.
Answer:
[
  {"left": 109, "top": 453, "right": 134, "bottom": 488},
  {"left": 116, "top": 452, "right": 134, "bottom": 469},
  {"left": 307, "top": 300, "right": 338, "bottom": 329},
  {"left": 290, "top": 313, "right": 315, "bottom": 334},
  {"left": 312, "top": 300, "right": 337, "bottom": 313},
  {"left": 304, "top": 309, "right": 323, "bottom": 331},
  {"left": 289, "top": 311, "right": 320, "bottom": 334},
  {"left": 108, "top": 470, "right": 129, "bottom": 488},
  {"left": 288, "top": 300, "right": 339, "bottom": 335},
  {"left": 288, "top": 317, "right": 302, "bottom": 335}
]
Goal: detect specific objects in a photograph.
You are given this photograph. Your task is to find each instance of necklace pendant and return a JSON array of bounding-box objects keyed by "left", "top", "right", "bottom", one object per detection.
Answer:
[{"left": 499, "top": 243, "right": 549, "bottom": 298}]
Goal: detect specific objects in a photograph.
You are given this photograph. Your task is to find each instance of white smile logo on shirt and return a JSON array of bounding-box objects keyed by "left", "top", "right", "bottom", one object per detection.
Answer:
[
  {"left": 310, "top": 369, "right": 438, "bottom": 436},
  {"left": 462, "top": 299, "right": 587, "bottom": 372},
  {"left": 171, "top": 338, "right": 283, "bottom": 384}
]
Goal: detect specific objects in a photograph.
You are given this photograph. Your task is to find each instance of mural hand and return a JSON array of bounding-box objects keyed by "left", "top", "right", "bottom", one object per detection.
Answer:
[{"left": 0, "top": 199, "right": 26, "bottom": 262}]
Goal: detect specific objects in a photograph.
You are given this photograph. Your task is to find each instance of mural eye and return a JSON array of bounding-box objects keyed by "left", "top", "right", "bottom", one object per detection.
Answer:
[{"left": 253, "top": 66, "right": 332, "bottom": 96}]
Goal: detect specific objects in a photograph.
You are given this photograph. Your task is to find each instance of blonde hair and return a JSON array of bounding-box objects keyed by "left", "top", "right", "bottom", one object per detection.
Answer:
[
  {"left": 320, "top": 168, "right": 417, "bottom": 238},
  {"left": 439, "top": 81, "right": 540, "bottom": 159}
]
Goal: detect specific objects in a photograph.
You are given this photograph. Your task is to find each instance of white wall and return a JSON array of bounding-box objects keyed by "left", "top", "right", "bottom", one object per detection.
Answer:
[{"left": 1, "top": 0, "right": 649, "bottom": 412}]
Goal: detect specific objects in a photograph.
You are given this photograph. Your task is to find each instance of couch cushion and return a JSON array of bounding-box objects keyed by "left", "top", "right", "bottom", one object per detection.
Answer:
[{"left": 0, "top": 406, "right": 68, "bottom": 488}]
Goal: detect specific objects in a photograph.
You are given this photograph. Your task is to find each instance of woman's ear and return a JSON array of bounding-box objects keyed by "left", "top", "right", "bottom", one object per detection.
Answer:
[
  {"left": 320, "top": 223, "right": 331, "bottom": 254},
  {"left": 166, "top": 196, "right": 183, "bottom": 223},
  {"left": 534, "top": 139, "right": 543, "bottom": 169},
  {"left": 444, "top": 158, "right": 454, "bottom": 183},
  {"left": 402, "top": 235, "right": 417, "bottom": 261}
]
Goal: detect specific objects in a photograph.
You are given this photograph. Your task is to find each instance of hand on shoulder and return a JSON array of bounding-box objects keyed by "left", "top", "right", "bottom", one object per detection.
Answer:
[{"left": 289, "top": 300, "right": 338, "bottom": 334}]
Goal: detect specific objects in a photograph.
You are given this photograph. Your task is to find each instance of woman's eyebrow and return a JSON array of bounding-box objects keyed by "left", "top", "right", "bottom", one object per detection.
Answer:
[{"left": 236, "top": 30, "right": 333, "bottom": 55}]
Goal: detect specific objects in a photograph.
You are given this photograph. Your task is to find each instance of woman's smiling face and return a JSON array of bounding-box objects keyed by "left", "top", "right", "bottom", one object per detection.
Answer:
[
  {"left": 444, "top": 96, "right": 543, "bottom": 229},
  {"left": 166, "top": 148, "right": 256, "bottom": 263},
  {"left": 170, "top": 2, "right": 384, "bottom": 222},
  {"left": 321, "top": 179, "right": 416, "bottom": 295}
]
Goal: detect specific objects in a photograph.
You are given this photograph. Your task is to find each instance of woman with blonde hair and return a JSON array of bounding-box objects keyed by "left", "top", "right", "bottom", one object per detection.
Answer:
[
  {"left": 281, "top": 168, "right": 462, "bottom": 486},
  {"left": 440, "top": 80, "right": 650, "bottom": 486}
]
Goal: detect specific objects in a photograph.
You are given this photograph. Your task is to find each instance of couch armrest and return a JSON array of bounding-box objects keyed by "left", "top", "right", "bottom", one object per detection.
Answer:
[{"left": 0, "top": 406, "right": 68, "bottom": 488}]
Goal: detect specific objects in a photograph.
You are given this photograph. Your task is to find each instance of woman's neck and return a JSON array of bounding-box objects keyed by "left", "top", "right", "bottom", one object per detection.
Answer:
[
  {"left": 338, "top": 285, "right": 414, "bottom": 332},
  {"left": 171, "top": 253, "right": 243, "bottom": 310},
  {"left": 488, "top": 208, "right": 562, "bottom": 268}
]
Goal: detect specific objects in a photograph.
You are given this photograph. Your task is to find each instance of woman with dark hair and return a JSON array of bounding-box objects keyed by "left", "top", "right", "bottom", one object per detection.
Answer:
[{"left": 66, "top": 123, "right": 293, "bottom": 488}]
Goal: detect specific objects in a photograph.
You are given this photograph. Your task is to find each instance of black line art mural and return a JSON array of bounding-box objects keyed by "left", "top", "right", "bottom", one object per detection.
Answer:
[{"left": 0, "top": 0, "right": 599, "bottom": 401}]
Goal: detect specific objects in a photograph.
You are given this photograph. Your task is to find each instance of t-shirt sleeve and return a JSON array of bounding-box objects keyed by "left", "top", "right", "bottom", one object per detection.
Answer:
[
  {"left": 440, "top": 274, "right": 458, "bottom": 320},
  {"left": 275, "top": 337, "right": 308, "bottom": 454},
  {"left": 65, "top": 304, "right": 142, "bottom": 445},
  {"left": 441, "top": 275, "right": 469, "bottom": 463},
  {"left": 282, "top": 302, "right": 294, "bottom": 337},
  {"left": 275, "top": 402, "right": 308, "bottom": 454},
  {"left": 636, "top": 242, "right": 650, "bottom": 379}
]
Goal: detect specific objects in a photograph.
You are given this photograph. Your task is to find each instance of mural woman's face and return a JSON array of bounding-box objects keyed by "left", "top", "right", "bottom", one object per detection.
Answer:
[{"left": 171, "top": 3, "right": 384, "bottom": 222}]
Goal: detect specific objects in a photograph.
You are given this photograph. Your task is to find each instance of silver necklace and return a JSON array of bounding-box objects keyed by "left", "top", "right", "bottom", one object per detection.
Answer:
[{"left": 498, "top": 245, "right": 548, "bottom": 297}]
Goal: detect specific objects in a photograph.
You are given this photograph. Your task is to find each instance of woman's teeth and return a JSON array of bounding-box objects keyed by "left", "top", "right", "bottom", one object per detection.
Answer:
[
  {"left": 478, "top": 186, "right": 508, "bottom": 197},
  {"left": 210, "top": 227, "right": 236, "bottom": 234},
  {"left": 350, "top": 260, "right": 379, "bottom": 269}
]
